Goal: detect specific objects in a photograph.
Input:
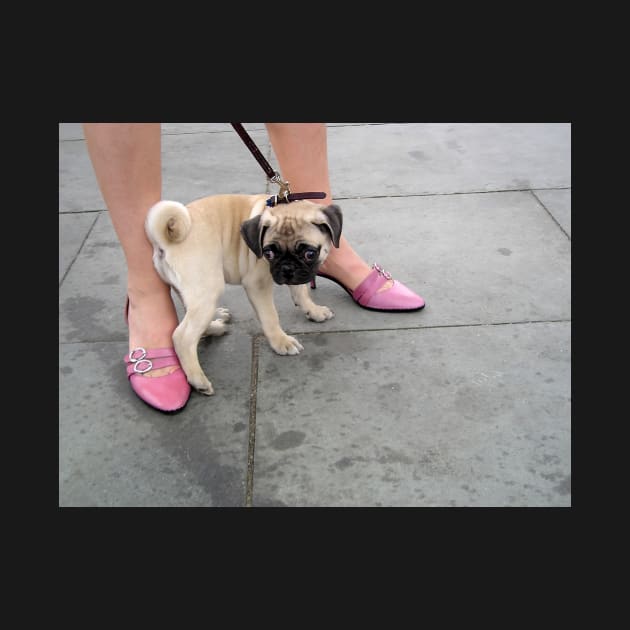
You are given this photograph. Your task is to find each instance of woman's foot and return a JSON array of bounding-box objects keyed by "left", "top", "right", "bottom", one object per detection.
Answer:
[
  {"left": 316, "top": 236, "right": 425, "bottom": 312},
  {"left": 317, "top": 236, "right": 394, "bottom": 293},
  {"left": 126, "top": 286, "right": 180, "bottom": 378},
  {"left": 124, "top": 285, "right": 191, "bottom": 412}
]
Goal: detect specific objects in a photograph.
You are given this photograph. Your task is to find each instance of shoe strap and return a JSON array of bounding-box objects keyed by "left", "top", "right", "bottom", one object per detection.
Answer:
[
  {"left": 124, "top": 347, "right": 181, "bottom": 377},
  {"left": 353, "top": 264, "right": 393, "bottom": 303}
]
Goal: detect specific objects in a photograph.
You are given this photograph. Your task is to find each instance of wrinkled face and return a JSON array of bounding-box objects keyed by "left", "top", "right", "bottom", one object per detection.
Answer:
[
  {"left": 261, "top": 216, "right": 331, "bottom": 285},
  {"left": 240, "top": 201, "right": 343, "bottom": 286}
]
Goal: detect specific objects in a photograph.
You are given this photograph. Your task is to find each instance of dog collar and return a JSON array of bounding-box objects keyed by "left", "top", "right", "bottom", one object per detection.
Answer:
[{"left": 266, "top": 191, "right": 327, "bottom": 207}]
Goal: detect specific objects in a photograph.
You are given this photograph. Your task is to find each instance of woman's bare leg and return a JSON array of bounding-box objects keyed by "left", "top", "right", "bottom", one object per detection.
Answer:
[
  {"left": 264, "top": 123, "right": 389, "bottom": 292},
  {"left": 82, "top": 123, "right": 179, "bottom": 376}
]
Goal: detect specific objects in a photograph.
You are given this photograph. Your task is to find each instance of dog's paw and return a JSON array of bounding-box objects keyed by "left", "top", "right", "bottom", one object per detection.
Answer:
[
  {"left": 204, "top": 320, "right": 229, "bottom": 337},
  {"left": 203, "top": 308, "right": 232, "bottom": 337},
  {"left": 214, "top": 307, "right": 232, "bottom": 323},
  {"left": 188, "top": 375, "right": 215, "bottom": 395},
  {"left": 270, "top": 334, "right": 304, "bottom": 355},
  {"left": 306, "top": 305, "right": 334, "bottom": 322}
]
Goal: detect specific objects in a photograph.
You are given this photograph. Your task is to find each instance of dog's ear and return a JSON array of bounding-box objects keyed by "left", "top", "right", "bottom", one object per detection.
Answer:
[
  {"left": 315, "top": 204, "right": 343, "bottom": 248},
  {"left": 241, "top": 215, "right": 265, "bottom": 258}
]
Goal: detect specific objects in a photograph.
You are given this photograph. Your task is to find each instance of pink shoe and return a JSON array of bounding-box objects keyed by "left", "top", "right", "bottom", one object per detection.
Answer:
[
  {"left": 312, "top": 263, "right": 425, "bottom": 312},
  {"left": 123, "top": 299, "right": 191, "bottom": 413},
  {"left": 124, "top": 347, "right": 191, "bottom": 412}
]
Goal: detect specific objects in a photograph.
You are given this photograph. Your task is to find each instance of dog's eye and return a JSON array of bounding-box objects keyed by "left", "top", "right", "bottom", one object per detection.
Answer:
[
  {"left": 304, "top": 248, "right": 318, "bottom": 262},
  {"left": 263, "top": 248, "right": 275, "bottom": 261}
]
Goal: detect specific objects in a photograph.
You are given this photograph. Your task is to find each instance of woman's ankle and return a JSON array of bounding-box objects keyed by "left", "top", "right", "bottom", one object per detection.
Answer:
[
  {"left": 318, "top": 238, "right": 372, "bottom": 291},
  {"left": 126, "top": 286, "right": 179, "bottom": 352},
  {"left": 318, "top": 239, "right": 394, "bottom": 293}
]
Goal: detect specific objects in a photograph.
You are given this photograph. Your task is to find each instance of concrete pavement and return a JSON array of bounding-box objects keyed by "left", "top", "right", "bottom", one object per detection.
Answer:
[{"left": 59, "top": 122, "right": 571, "bottom": 507}]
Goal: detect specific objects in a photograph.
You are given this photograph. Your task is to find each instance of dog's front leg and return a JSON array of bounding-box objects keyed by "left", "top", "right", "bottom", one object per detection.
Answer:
[
  {"left": 243, "top": 275, "right": 303, "bottom": 355},
  {"left": 289, "top": 284, "right": 335, "bottom": 322}
]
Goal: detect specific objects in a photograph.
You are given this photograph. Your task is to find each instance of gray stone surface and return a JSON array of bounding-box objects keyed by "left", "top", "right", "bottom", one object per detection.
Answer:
[
  {"left": 59, "top": 122, "right": 377, "bottom": 141},
  {"left": 533, "top": 188, "right": 571, "bottom": 237},
  {"left": 253, "top": 323, "right": 570, "bottom": 507},
  {"left": 59, "top": 335, "right": 252, "bottom": 507},
  {"left": 59, "top": 123, "right": 85, "bottom": 140},
  {"left": 59, "top": 122, "right": 571, "bottom": 507},
  {"left": 59, "top": 211, "right": 97, "bottom": 283},
  {"left": 60, "top": 211, "right": 128, "bottom": 344},
  {"left": 59, "top": 126, "right": 270, "bottom": 212},
  {"left": 275, "top": 190, "right": 571, "bottom": 333},
  {"left": 327, "top": 123, "right": 571, "bottom": 198}
]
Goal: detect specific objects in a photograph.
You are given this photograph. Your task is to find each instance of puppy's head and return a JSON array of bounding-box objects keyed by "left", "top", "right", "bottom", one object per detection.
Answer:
[{"left": 241, "top": 200, "right": 342, "bottom": 285}]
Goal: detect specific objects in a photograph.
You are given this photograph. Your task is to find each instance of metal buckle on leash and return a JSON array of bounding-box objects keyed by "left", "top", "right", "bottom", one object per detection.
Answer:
[
  {"left": 266, "top": 171, "right": 293, "bottom": 207},
  {"left": 269, "top": 171, "right": 291, "bottom": 198}
]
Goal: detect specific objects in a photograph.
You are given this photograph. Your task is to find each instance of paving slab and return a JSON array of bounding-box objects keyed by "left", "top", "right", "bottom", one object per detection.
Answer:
[
  {"left": 161, "top": 129, "right": 270, "bottom": 203},
  {"left": 162, "top": 123, "right": 264, "bottom": 135},
  {"left": 59, "top": 139, "right": 107, "bottom": 211},
  {"left": 59, "top": 334, "right": 252, "bottom": 507},
  {"left": 252, "top": 323, "right": 571, "bottom": 507},
  {"left": 59, "top": 211, "right": 127, "bottom": 343},
  {"left": 60, "top": 123, "right": 571, "bottom": 211},
  {"left": 532, "top": 188, "right": 571, "bottom": 237},
  {"left": 160, "top": 123, "right": 374, "bottom": 134},
  {"left": 59, "top": 123, "right": 86, "bottom": 141},
  {"left": 327, "top": 123, "right": 570, "bottom": 198},
  {"left": 59, "top": 212, "right": 97, "bottom": 283},
  {"left": 58, "top": 122, "right": 379, "bottom": 142},
  {"left": 219, "top": 189, "right": 571, "bottom": 335},
  {"left": 59, "top": 127, "right": 271, "bottom": 212},
  {"left": 59, "top": 123, "right": 252, "bottom": 141}
]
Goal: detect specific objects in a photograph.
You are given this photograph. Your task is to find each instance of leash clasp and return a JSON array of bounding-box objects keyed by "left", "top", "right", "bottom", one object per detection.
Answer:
[{"left": 269, "top": 171, "right": 291, "bottom": 198}]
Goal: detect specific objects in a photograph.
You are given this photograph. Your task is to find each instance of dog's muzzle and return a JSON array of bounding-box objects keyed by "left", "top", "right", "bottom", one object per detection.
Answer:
[{"left": 273, "top": 267, "right": 316, "bottom": 285}]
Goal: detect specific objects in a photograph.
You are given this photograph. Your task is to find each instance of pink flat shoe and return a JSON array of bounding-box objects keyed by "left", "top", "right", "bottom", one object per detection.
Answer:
[
  {"left": 123, "top": 299, "right": 191, "bottom": 413},
  {"left": 312, "top": 263, "right": 425, "bottom": 312},
  {"left": 124, "top": 347, "right": 191, "bottom": 412}
]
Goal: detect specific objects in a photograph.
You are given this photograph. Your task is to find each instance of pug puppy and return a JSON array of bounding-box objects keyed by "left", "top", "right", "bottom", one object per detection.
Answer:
[{"left": 145, "top": 194, "right": 342, "bottom": 395}]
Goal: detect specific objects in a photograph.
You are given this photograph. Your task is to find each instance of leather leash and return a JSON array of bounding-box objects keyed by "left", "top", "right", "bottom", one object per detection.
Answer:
[{"left": 230, "top": 123, "right": 326, "bottom": 207}]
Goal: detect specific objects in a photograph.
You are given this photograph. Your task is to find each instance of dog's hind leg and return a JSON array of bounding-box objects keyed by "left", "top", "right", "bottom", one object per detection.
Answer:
[
  {"left": 173, "top": 285, "right": 225, "bottom": 396},
  {"left": 202, "top": 307, "right": 232, "bottom": 338}
]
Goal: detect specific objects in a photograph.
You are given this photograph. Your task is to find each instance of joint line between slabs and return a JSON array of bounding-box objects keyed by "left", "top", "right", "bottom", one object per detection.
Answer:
[{"left": 245, "top": 334, "right": 262, "bottom": 507}]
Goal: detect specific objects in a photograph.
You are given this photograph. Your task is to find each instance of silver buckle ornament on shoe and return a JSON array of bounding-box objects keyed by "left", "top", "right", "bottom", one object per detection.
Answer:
[
  {"left": 128, "top": 347, "right": 153, "bottom": 374},
  {"left": 372, "top": 263, "right": 392, "bottom": 280},
  {"left": 124, "top": 347, "right": 184, "bottom": 378},
  {"left": 123, "top": 346, "right": 191, "bottom": 412}
]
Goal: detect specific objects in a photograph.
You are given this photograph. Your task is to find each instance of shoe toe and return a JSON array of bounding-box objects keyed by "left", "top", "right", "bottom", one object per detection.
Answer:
[
  {"left": 129, "top": 369, "right": 191, "bottom": 412},
  {"left": 364, "top": 280, "right": 425, "bottom": 311}
]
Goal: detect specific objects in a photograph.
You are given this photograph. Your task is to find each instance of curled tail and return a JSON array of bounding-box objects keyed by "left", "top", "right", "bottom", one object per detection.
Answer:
[{"left": 145, "top": 200, "right": 192, "bottom": 247}]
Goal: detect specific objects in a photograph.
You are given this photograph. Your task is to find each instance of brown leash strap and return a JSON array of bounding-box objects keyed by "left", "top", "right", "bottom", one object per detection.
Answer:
[
  {"left": 230, "top": 123, "right": 277, "bottom": 181},
  {"left": 230, "top": 123, "right": 327, "bottom": 205}
]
